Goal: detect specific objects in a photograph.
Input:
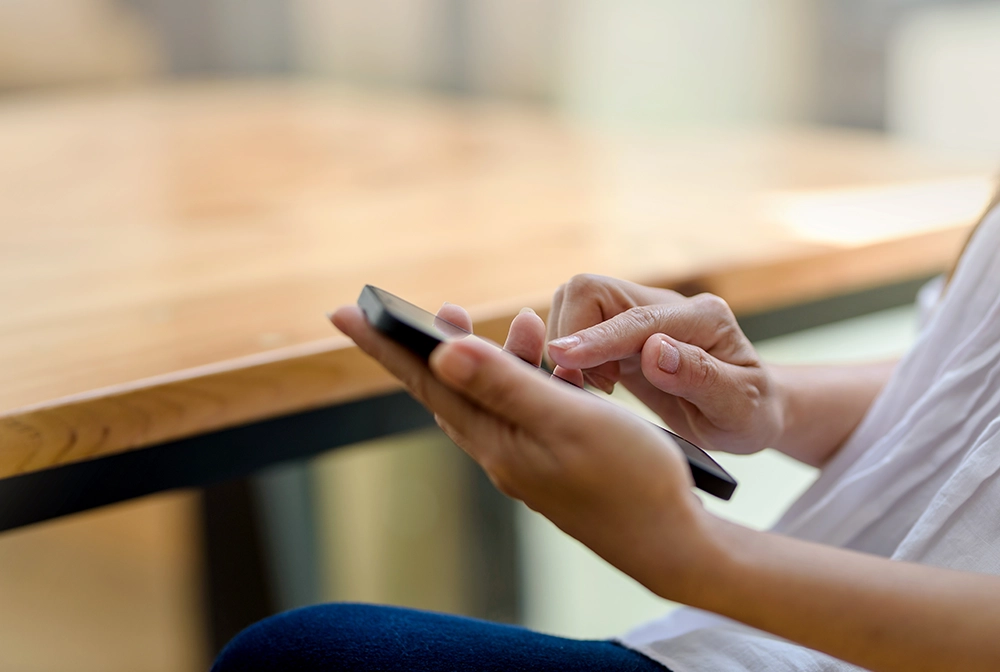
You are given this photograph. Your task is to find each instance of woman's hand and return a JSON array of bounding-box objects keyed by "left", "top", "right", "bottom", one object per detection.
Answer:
[
  {"left": 546, "top": 274, "right": 784, "bottom": 455},
  {"left": 334, "top": 298, "right": 1000, "bottom": 672},
  {"left": 331, "top": 303, "right": 721, "bottom": 603}
]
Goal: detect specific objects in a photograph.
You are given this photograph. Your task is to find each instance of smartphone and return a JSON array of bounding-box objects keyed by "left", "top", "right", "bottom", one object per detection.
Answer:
[{"left": 357, "top": 284, "right": 737, "bottom": 500}]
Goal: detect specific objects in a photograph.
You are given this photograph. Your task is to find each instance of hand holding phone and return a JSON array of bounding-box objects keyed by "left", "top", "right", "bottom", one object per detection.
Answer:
[
  {"left": 332, "top": 290, "right": 735, "bottom": 604},
  {"left": 355, "top": 285, "right": 737, "bottom": 500}
]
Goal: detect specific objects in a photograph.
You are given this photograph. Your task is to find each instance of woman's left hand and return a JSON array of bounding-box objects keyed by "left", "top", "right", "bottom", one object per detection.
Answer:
[{"left": 331, "top": 303, "right": 721, "bottom": 602}]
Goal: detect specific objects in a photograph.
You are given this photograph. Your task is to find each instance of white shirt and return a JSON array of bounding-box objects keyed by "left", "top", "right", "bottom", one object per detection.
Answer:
[{"left": 619, "top": 204, "right": 1000, "bottom": 671}]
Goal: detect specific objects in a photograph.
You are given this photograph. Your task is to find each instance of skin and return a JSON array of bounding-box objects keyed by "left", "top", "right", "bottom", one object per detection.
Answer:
[
  {"left": 545, "top": 274, "right": 892, "bottom": 466},
  {"left": 331, "top": 277, "right": 1000, "bottom": 672}
]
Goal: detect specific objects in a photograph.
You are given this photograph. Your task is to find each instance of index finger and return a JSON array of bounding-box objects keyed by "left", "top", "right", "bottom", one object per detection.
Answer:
[{"left": 546, "top": 301, "right": 725, "bottom": 370}]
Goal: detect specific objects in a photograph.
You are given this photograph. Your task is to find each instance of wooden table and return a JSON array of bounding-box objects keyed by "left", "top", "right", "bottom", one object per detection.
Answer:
[
  {"left": 0, "top": 80, "right": 993, "bottom": 651},
  {"left": 1, "top": 80, "right": 993, "bottom": 494}
]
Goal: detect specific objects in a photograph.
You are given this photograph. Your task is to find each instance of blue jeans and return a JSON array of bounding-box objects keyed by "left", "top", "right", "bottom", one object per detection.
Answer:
[{"left": 212, "top": 603, "right": 668, "bottom": 671}]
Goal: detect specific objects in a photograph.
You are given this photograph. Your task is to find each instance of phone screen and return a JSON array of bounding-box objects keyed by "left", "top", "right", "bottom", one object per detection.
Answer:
[{"left": 369, "top": 286, "right": 472, "bottom": 341}]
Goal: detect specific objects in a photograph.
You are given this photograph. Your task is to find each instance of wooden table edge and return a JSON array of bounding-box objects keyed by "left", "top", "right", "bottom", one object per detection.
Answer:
[{"left": 0, "top": 225, "right": 971, "bottom": 480}]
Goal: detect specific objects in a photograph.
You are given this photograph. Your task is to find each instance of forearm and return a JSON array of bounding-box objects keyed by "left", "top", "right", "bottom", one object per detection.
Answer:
[
  {"left": 678, "top": 517, "right": 1000, "bottom": 672},
  {"left": 770, "top": 360, "right": 896, "bottom": 466}
]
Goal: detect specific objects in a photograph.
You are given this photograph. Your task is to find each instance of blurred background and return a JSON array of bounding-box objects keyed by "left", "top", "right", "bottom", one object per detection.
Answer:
[
  {"left": 5, "top": 0, "right": 1000, "bottom": 146},
  {"left": 2, "top": 1, "right": 1000, "bottom": 670}
]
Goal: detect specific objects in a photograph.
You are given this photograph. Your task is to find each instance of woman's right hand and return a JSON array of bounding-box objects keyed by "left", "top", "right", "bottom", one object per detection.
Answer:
[{"left": 545, "top": 274, "right": 785, "bottom": 455}]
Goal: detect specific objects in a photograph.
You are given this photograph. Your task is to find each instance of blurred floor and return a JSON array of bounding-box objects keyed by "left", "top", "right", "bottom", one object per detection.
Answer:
[
  {"left": 0, "top": 492, "right": 208, "bottom": 672},
  {"left": 312, "top": 427, "right": 520, "bottom": 625},
  {"left": 312, "top": 430, "right": 470, "bottom": 616}
]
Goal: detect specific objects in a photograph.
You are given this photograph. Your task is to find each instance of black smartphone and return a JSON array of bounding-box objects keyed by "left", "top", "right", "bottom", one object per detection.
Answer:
[{"left": 357, "top": 284, "right": 737, "bottom": 500}]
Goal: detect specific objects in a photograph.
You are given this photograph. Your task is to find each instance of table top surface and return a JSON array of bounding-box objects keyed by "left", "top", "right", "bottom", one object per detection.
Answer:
[{"left": 0, "top": 81, "right": 993, "bottom": 478}]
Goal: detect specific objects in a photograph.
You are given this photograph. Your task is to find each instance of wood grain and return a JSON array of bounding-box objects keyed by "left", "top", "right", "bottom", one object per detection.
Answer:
[{"left": 0, "top": 81, "right": 993, "bottom": 479}]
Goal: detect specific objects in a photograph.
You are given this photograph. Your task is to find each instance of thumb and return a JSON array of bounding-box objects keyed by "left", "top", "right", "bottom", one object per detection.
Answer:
[
  {"left": 639, "top": 333, "right": 755, "bottom": 426},
  {"left": 429, "top": 336, "right": 600, "bottom": 435}
]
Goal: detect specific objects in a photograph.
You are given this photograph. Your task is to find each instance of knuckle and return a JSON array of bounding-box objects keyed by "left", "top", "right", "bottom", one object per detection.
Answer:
[
  {"left": 742, "top": 378, "right": 765, "bottom": 405},
  {"left": 692, "top": 293, "right": 744, "bottom": 349},
  {"left": 563, "top": 273, "right": 610, "bottom": 300},
  {"left": 566, "top": 273, "right": 601, "bottom": 290},
  {"left": 623, "top": 305, "right": 660, "bottom": 333},
  {"left": 693, "top": 292, "right": 732, "bottom": 318},
  {"left": 712, "top": 320, "right": 740, "bottom": 348},
  {"left": 689, "top": 348, "right": 721, "bottom": 389}
]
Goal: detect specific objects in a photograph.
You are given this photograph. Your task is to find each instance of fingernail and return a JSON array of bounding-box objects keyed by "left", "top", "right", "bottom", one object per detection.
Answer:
[
  {"left": 549, "top": 335, "right": 580, "bottom": 350},
  {"left": 434, "top": 345, "right": 479, "bottom": 384},
  {"left": 518, "top": 306, "right": 536, "bottom": 316},
  {"left": 658, "top": 338, "right": 680, "bottom": 374}
]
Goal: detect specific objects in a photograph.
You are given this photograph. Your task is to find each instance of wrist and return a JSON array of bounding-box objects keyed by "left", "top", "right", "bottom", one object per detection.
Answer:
[
  {"left": 645, "top": 503, "right": 745, "bottom": 608},
  {"left": 767, "top": 364, "right": 797, "bottom": 454}
]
